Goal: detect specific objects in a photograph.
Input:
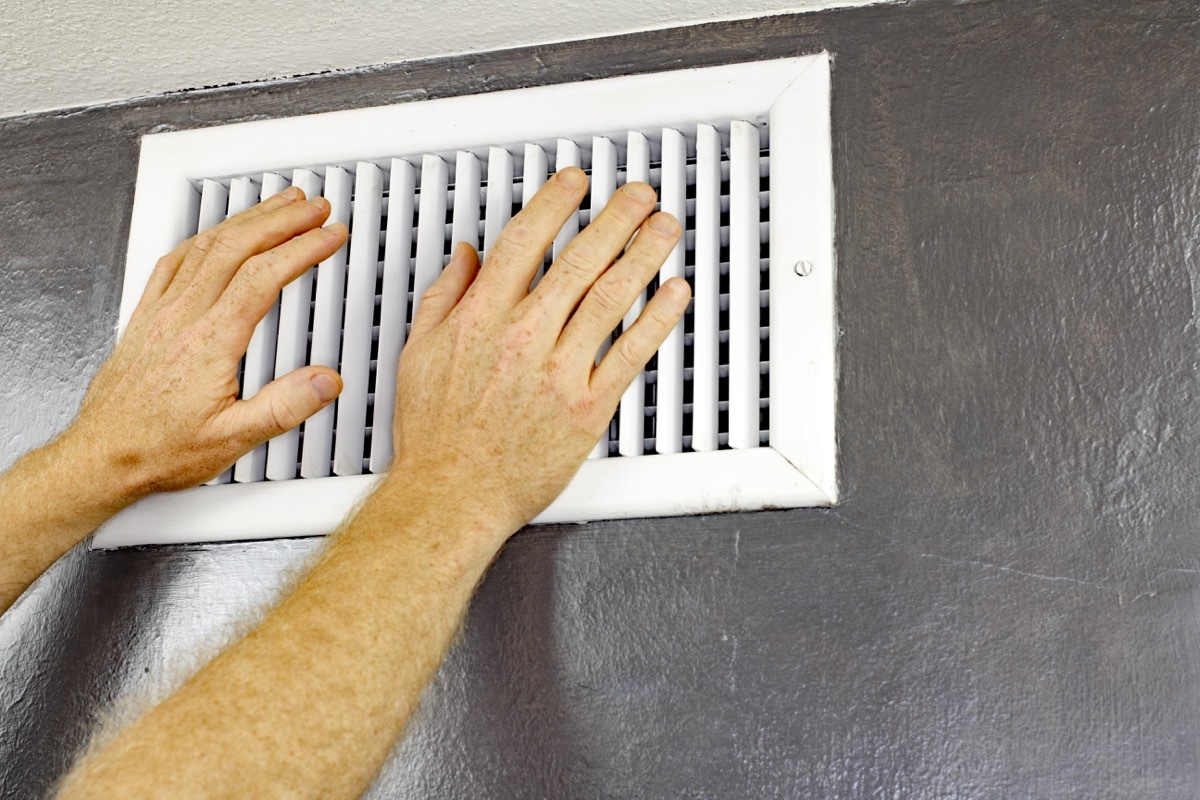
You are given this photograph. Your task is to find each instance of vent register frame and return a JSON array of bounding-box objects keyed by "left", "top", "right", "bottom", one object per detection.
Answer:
[{"left": 92, "top": 54, "right": 836, "bottom": 549}]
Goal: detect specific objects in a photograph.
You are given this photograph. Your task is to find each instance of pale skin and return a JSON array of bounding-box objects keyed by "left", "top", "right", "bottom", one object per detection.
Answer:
[{"left": 0, "top": 166, "right": 689, "bottom": 797}]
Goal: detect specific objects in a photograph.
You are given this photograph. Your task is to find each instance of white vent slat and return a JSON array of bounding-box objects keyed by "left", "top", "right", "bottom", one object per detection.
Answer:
[
  {"left": 199, "top": 179, "right": 235, "bottom": 485},
  {"left": 617, "top": 130, "right": 650, "bottom": 457},
  {"left": 235, "top": 172, "right": 288, "bottom": 483},
  {"left": 266, "top": 168, "right": 323, "bottom": 480},
  {"left": 227, "top": 176, "right": 259, "bottom": 215},
  {"left": 522, "top": 143, "right": 549, "bottom": 284},
  {"left": 368, "top": 158, "right": 416, "bottom": 474},
  {"left": 98, "top": 55, "right": 838, "bottom": 548},
  {"left": 412, "top": 155, "right": 448, "bottom": 318},
  {"left": 655, "top": 127, "right": 687, "bottom": 455},
  {"left": 334, "top": 161, "right": 384, "bottom": 476},
  {"left": 729, "top": 120, "right": 762, "bottom": 450},
  {"left": 523, "top": 143, "right": 548, "bottom": 206},
  {"left": 301, "top": 166, "right": 352, "bottom": 479},
  {"left": 197, "top": 178, "right": 229, "bottom": 232},
  {"left": 692, "top": 123, "right": 722, "bottom": 453},
  {"left": 452, "top": 151, "right": 481, "bottom": 251},
  {"left": 588, "top": 135, "right": 618, "bottom": 460},
  {"left": 552, "top": 138, "right": 581, "bottom": 262},
  {"left": 205, "top": 177, "right": 262, "bottom": 485},
  {"left": 483, "top": 146, "right": 514, "bottom": 257}
]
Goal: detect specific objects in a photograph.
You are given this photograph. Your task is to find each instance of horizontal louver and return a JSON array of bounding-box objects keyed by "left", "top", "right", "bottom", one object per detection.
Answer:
[{"left": 94, "top": 55, "right": 836, "bottom": 548}]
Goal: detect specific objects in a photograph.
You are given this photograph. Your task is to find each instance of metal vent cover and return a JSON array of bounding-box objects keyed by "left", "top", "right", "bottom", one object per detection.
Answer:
[{"left": 93, "top": 54, "right": 836, "bottom": 549}]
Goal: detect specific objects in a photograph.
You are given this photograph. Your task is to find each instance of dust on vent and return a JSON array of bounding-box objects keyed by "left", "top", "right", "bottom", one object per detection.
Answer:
[{"left": 93, "top": 54, "right": 836, "bottom": 549}]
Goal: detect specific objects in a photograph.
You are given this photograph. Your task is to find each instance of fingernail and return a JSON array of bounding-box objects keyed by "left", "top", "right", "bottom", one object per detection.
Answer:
[
  {"left": 308, "top": 196, "right": 327, "bottom": 209},
  {"left": 311, "top": 373, "right": 340, "bottom": 402},
  {"left": 282, "top": 186, "right": 303, "bottom": 201},
  {"left": 666, "top": 278, "right": 691, "bottom": 306},
  {"left": 557, "top": 167, "right": 586, "bottom": 189},
  {"left": 324, "top": 222, "right": 348, "bottom": 237},
  {"left": 623, "top": 182, "right": 655, "bottom": 202},
  {"left": 649, "top": 212, "right": 680, "bottom": 236}
]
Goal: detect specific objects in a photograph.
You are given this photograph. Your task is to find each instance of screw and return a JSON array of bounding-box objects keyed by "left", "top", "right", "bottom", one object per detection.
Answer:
[{"left": 794, "top": 260, "right": 814, "bottom": 277}]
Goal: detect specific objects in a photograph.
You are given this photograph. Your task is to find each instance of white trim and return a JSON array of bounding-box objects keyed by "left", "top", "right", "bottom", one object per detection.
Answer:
[
  {"left": 767, "top": 52, "right": 838, "bottom": 502},
  {"left": 92, "top": 447, "right": 826, "bottom": 548}
]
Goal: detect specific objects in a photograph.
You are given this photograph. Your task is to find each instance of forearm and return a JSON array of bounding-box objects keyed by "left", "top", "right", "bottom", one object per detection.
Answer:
[
  {"left": 0, "top": 425, "right": 135, "bottom": 614},
  {"left": 57, "top": 475, "right": 509, "bottom": 799}
]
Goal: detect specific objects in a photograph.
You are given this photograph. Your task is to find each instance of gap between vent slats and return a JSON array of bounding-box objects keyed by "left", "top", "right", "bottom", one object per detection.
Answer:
[
  {"left": 266, "top": 169, "right": 323, "bottom": 481},
  {"left": 235, "top": 172, "right": 288, "bottom": 483},
  {"left": 368, "top": 159, "right": 416, "bottom": 474},
  {"left": 334, "top": 162, "right": 383, "bottom": 476},
  {"left": 301, "top": 166, "right": 352, "bottom": 479}
]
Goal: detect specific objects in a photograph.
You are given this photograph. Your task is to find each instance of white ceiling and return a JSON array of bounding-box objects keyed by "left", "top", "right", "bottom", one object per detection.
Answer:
[{"left": 0, "top": 0, "right": 891, "bottom": 120}]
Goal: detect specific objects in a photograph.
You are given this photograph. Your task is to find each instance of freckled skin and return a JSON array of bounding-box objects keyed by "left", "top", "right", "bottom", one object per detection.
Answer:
[{"left": 0, "top": 168, "right": 688, "bottom": 799}]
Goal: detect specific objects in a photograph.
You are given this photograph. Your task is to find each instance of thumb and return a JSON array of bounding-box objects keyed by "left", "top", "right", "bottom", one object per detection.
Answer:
[{"left": 225, "top": 366, "right": 342, "bottom": 446}]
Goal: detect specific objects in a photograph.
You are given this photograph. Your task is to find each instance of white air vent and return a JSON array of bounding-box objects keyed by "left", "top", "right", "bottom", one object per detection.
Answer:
[{"left": 92, "top": 54, "right": 836, "bottom": 549}]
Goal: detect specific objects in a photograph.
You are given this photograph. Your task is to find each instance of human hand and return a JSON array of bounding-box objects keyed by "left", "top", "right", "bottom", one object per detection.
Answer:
[
  {"left": 66, "top": 189, "right": 348, "bottom": 503},
  {"left": 390, "top": 167, "right": 690, "bottom": 535}
]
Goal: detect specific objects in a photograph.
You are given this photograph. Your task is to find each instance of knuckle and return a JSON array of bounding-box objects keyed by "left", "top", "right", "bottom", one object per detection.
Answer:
[
  {"left": 554, "top": 245, "right": 598, "bottom": 281},
  {"left": 190, "top": 229, "right": 218, "bottom": 257},
  {"left": 500, "top": 320, "right": 536, "bottom": 356},
  {"left": 616, "top": 336, "right": 645, "bottom": 370},
  {"left": 648, "top": 298, "right": 683, "bottom": 328},
  {"left": 587, "top": 277, "right": 626, "bottom": 315},
  {"left": 567, "top": 393, "right": 599, "bottom": 419},
  {"left": 602, "top": 190, "right": 652, "bottom": 225},
  {"left": 207, "top": 227, "right": 244, "bottom": 260},
  {"left": 494, "top": 220, "right": 537, "bottom": 254},
  {"left": 267, "top": 394, "right": 300, "bottom": 433}
]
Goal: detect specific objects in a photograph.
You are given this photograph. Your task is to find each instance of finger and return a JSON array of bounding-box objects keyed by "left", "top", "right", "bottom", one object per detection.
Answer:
[
  {"left": 141, "top": 189, "right": 304, "bottom": 310},
  {"left": 166, "top": 189, "right": 324, "bottom": 309},
  {"left": 135, "top": 237, "right": 194, "bottom": 311},
  {"left": 556, "top": 212, "right": 682, "bottom": 365},
  {"left": 209, "top": 223, "right": 348, "bottom": 345},
  {"left": 221, "top": 366, "right": 343, "bottom": 450},
  {"left": 409, "top": 243, "right": 481, "bottom": 343},
  {"left": 525, "top": 181, "right": 658, "bottom": 331},
  {"left": 172, "top": 196, "right": 335, "bottom": 314},
  {"left": 465, "top": 168, "right": 588, "bottom": 309},
  {"left": 590, "top": 278, "right": 691, "bottom": 403}
]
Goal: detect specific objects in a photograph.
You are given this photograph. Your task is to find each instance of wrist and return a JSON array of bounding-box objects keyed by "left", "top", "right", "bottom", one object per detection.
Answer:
[
  {"left": 0, "top": 426, "right": 140, "bottom": 580},
  {"left": 51, "top": 421, "right": 149, "bottom": 516},
  {"left": 353, "top": 468, "right": 517, "bottom": 571}
]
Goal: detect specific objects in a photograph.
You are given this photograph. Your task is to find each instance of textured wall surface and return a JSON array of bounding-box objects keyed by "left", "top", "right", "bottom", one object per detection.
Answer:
[
  {"left": 0, "top": 0, "right": 891, "bottom": 119},
  {"left": 4, "top": 0, "right": 1200, "bottom": 797}
]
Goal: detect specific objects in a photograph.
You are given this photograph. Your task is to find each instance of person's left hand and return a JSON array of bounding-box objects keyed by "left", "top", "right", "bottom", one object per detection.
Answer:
[{"left": 66, "top": 188, "right": 347, "bottom": 502}]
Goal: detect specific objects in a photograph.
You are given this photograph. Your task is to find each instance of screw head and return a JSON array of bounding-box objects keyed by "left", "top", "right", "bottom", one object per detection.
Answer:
[{"left": 794, "top": 260, "right": 814, "bottom": 277}]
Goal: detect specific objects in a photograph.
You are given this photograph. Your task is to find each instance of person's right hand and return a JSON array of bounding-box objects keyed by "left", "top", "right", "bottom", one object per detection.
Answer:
[{"left": 390, "top": 167, "right": 689, "bottom": 537}]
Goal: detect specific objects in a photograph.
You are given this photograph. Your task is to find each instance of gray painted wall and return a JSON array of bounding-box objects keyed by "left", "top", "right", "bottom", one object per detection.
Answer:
[{"left": 3, "top": 0, "right": 1200, "bottom": 797}]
